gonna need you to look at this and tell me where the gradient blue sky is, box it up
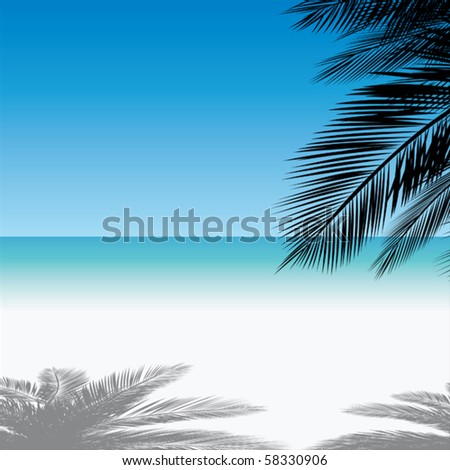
[0,0,353,235]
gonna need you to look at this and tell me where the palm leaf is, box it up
[286,1,450,37]
[279,68,450,273]
[436,247,450,276]
[286,1,450,82]
[0,377,41,403]
[314,431,450,450]
[83,428,280,450]
[313,384,450,449]
[0,398,41,434]
[393,390,450,408]
[75,364,190,418]
[347,402,450,434]
[317,27,450,83]
[54,365,193,433]
[37,368,89,403]
[110,397,264,426]
[372,172,450,276]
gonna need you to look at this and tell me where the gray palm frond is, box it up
[112,397,263,426]
[314,384,450,449]
[83,429,276,451]
[0,378,41,403]
[315,431,450,450]
[37,368,89,403]
[75,364,191,419]
[393,389,450,407]
[0,365,280,450]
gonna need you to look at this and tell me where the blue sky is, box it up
[0,0,351,235]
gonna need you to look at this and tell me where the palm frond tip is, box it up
[313,384,450,450]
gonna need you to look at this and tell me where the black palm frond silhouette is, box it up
[279,1,450,275]
[287,0,449,36]
[371,172,450,276]
[286,1,450,82]
[0,365,279,449]
[314,384,450,449]
[437,246,450,276]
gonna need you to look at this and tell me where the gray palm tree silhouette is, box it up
[0,364,280,449]
[314,384,450,449]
